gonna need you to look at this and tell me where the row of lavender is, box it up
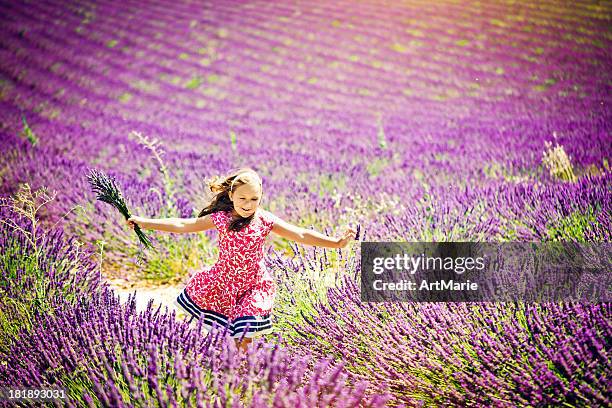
[272,259,611,406]
[1,181,609,406]
[1,0,609,172]
[1,128,609,281]
[0,201,390,406]
[1,0,609,236]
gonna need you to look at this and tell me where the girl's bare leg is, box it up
[235,337,253,353]
[187,318,210,336]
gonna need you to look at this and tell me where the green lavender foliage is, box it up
[20,115,39,146]
[230,130,237,151]
[376,113,387,149]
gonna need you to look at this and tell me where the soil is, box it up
[107,277,189,319]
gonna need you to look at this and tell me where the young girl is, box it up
[127,167,356,352]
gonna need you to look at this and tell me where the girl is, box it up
[127,167,356,352]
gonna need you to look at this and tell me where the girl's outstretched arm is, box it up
[127,215,215,234]
[270,215,356,249]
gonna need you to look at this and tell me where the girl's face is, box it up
[228,182,262,218]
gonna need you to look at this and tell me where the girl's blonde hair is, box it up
[198,167,263,231]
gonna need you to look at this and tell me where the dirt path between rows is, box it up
[108,279,189,319]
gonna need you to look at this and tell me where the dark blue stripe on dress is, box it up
[203,314,231,327]
[233,319,272,330]
[233,314,271,323]
[232,314,273,336]
[232,324,272,336]
[202,308,232,321]
[242,324,272,332]
[177,292,201,319]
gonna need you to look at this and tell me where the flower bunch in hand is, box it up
[87,168,154,249]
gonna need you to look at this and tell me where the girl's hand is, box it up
[126,216,144,230]
[335,226,357,248]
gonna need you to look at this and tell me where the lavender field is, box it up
[1,0,611,406]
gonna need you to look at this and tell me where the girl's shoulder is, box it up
[256,209,282,229]
[210,210,231,229]
[256,208,273,220]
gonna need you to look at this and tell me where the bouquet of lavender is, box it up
[87,168,154,250]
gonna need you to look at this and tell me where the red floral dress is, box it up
[175,208,278,338]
